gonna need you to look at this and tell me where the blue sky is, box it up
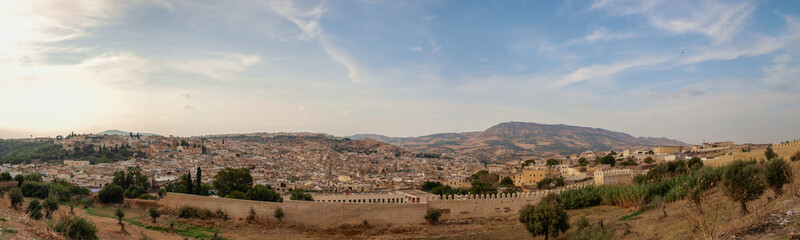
[1,0,799,144]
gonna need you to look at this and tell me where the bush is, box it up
[20,181,50,199]
[177,206,215,220]
[274,207,284,222]
[791,151,800,162]
[247,185,283,202]
[124,185,147,199]
[425,208,442,225]
[560,186,602,210]
[137,194,158,200]
[52,217,98,240]
[98,184,124,204]
[290,189,313,201]
[570,216,614,240]
[225,190,248,200]
[421,181,443,192]
[537,177,565,189]
[27,199,43,220]
[9,187,23,209]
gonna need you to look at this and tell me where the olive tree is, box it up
[722,160,765,214]
[762,158,792,196]
[519,194,569,240]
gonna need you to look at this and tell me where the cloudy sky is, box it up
[1,0,799,144]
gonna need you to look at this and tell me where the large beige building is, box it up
[652,147,680,154]
[512,166,558,187]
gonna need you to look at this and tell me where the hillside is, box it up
[349,121,688,161]
[98,129,160,137]
[201,132,405,155]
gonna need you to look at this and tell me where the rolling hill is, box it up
[349,121,688,161]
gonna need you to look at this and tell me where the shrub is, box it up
[137,194,158,200]
[52,217,98,240]
[290,189,313,201]
[570,216,614,240]
[115,208,125,224]
[425,208,442,225]
[225,190,248,200]
[791,151,800,162]
[247,185,283,202]
[124,185,147,199]
[421,181,443,192]
[177,206,215,220]
[27,199,43,220]
[98,184,124,204]
[9,187,23,209]
[215,208,229,220]
[274,207,284,222]
[537,177,565,189]
[560,186,602,210]
[687,157,703,170]
[20,181,50,199]
[248,207,256,222]
[722,160,765,214]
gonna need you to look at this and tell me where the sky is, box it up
[1,0,799,144]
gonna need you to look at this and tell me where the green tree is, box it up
[500,176,515,187]
[425,208,442,225]
[643,157,654,164]
[98,184,124,204]
[247,185,283,202]
[9,187,23,209]
[0,172,12,181]
[762,158,792,196]
[522,159,536,167]
[44,196,59,219]
[765,146,778,160]
[115,208,125,224]
[226,190,248,199]
[722,160,766,214]
[546,159,560,166]
[290,189,313,201]
[421,181,443,192]
[123,185,146,199]
[519,194,569,240]
[578,157,588,166]
[599,155,616,167]
[52,217,98,240]
[687,157,703,170]
[274,207,284,222]
[149,207,161,223]
[112,167,150,190]
[183,173,193,195]
[14,174,24,186]
[213,167,253,196]
[195,167,202,195]
[469,170,499,195]
[27,199,43,220]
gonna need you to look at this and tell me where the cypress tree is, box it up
[196,167,202,195]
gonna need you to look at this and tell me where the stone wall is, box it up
[159,193,427,227]
[426,182,593,220]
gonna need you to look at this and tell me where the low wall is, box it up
[159,193,427,227]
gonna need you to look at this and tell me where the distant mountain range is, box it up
[348,121,688,161]
[97,130,160,137]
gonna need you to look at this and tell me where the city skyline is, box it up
[2,0,800,144]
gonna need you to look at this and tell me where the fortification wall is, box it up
[159,193,427,227]
[426,183,593,220]
[732,140,800,161]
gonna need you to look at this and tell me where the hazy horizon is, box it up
[2,0,800,144]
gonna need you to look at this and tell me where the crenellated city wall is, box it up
[158,182,595,227]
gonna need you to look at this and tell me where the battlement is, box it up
[426,182,594,202]
[594,169,635,177]
[773,140,800,149]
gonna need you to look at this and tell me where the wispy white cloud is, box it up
[176,92,192,99]
[266,0,366,83]
[567,27,636,44]
[592,0,755,44]
[550,55,672,87]
[408,46,422,52]
[173,53,261,81]
[430,36,442,54]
